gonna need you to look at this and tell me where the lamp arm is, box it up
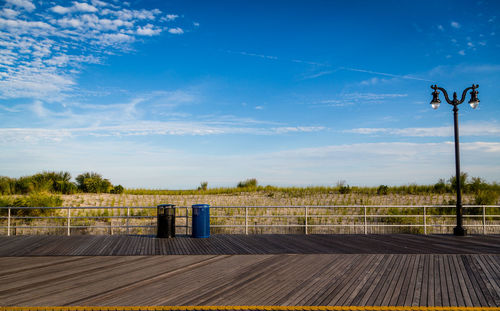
[458,87,473,104]
[458,84,479,104]
[435,86,453,104]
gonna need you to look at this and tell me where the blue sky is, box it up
[0,0,499,188]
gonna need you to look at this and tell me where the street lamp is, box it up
[430,84,479,236]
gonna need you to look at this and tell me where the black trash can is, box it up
[157,204,176,238]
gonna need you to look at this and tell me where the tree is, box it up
[449,172,468,193]
[76,172,113,193]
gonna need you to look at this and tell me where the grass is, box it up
[2,186,498,235]
[60,191,482,207]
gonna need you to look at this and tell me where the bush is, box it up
[237,178,258,188]
[0,193,62,217]
[377,185,389,195]
[111,185,124,194]
[198,182,208,191]
[468,177,489,194]
[433,178,448,194]
[0,176,15,195]
[474,190,499,205]
[76,172,113,193]
[336,181,351,194]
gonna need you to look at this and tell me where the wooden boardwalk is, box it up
[0,235,499,308]
[1,234,499,256]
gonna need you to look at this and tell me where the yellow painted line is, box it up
[0,308,482,311]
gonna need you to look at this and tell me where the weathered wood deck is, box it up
[0,235,499,308]
[1,234,499,256]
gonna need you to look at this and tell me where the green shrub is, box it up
[433,178,448,194]
[0,176,15,195]
[111,185,124,194]
[76,172,113,193]
[449,172,468,193]
[474,190,499,205]
[0,193,61,217]
[198,182,208,191]
[237,178,258,188]
[468,177,489,194]
[377,185,389,195]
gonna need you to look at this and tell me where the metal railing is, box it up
[0,205,499,235]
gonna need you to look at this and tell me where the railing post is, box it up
[67,207,71,236]
[483,205,486,235]
[423,206,427,235]
[245,207,248,235]
[126,207,130,235]
[186,207,189,235]
[305,206,308,235]
[363,206,367,235]
[7,208,11,237]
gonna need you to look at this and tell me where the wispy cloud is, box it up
[301,70,335,80]
[226,50,328,66]
[313,92,408,108]
[451,21,461,29]
[0,123,326,142]
[344,122,500,137]
[0,90,326,142]
[0,0,185,101]
[6,0,35,12]
[168,27,184,34]
[341,67,434,82]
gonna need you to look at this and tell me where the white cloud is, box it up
[451,21,461,29]
[255,106,264,110]
[91,0,109,7]
[56,17,83,28]
[0,17,53,30]
[168,27,184,34]
[5,0,35,12]
[437,25,444,31]
[50,5,71,14]
[0,1,183,100]
[137,24,162,36]
[458,50,466,55]
[1,8,20,18]
[73,2,98,13]
[0,123,325,141]
[51,2,98,14]
[100,32,134,44]
[311,92,407,108]
[237,51,278,60]
[342,67,433,82]
[344,123,500,137]
[31,100,48,117]
[164,14,178,21]
[302,71,334,80]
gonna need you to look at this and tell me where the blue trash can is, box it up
[192,204,210,238]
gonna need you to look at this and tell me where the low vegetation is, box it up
[0,171,123,195]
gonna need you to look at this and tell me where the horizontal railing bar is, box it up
[5,224,500,230]
[0,216,156,220]
[0,206,158,209]
[2,214,497,220]
[1,205,499,209]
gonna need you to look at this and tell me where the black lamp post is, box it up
[430,84,479,236]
